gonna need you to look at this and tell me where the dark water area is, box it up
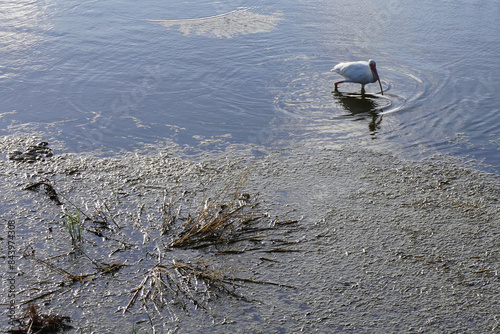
[1,0,499,171]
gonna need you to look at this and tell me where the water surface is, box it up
[1,0,499,168]
[1,2,500,331]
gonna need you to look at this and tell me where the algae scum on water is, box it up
[1,136,499,333]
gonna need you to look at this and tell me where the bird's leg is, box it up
[360,84,366,95]
[333,81,345,92]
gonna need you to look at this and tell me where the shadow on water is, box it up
[332,91,383,135]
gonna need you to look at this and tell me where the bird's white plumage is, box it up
[331,59,383,94]
[332,60,377,84]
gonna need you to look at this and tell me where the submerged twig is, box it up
[20,290,62,306]
[22,247,91,283]
[23,178,63,205]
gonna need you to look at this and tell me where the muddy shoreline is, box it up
[1,136,499,333]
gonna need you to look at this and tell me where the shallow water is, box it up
[0,139,498,333]
[1,0,499,172]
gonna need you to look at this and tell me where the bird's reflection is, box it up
[332,91,383,136]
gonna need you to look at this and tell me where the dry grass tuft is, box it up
[125,259,294,318]
[170,170,265,248]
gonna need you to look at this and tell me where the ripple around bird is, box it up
[274,64,428,120]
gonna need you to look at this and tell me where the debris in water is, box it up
[8,141,53,162]
[8,303,72,333]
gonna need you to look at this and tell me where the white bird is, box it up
[331,59,384,95]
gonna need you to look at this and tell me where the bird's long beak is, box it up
[374,70,384,95]
[370,64,384,95]
[377,76,384,95]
